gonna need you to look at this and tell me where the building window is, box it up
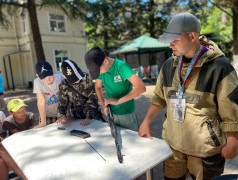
[54,50,69,71]
[20,10,28,34]
[49,14,66,32]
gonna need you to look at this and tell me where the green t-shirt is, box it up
[98,58,135,115]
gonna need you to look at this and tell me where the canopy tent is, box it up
[111,35,170,54]
[111,35,172,80]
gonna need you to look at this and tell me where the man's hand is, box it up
[138,104,162,140]
[80,118,91,126]
[221,132,238,159]
[56,115,68,124]
[138,120,153,139]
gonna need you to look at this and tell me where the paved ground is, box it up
[2,85,238,180]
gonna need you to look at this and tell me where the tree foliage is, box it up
[157,0,235,60]
[85,0,178,49]
[210,0,238,58]
[85,0,236,62]
[201,7,232,59]
[169,0,237,61]
[85,0,122,50]
[85,0,217,50]
[0,0,236,63]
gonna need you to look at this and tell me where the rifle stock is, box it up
[106,104,123,163]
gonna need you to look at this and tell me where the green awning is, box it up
[111,35,170,54]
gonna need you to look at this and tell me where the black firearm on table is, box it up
[106,104,123,163]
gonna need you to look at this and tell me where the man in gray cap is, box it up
[139,13,238,179]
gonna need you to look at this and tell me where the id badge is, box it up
[170,98,186,122]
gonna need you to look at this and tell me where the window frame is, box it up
[53,49,70,72]
[48,13,67,33]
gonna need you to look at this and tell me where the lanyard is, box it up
[177,45,204,98]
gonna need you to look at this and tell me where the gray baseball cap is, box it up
[158,13,201,43]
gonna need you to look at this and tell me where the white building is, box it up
[0,4,87,89]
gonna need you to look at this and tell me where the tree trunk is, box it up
[27,0,46,62]
[149,0,155,38]
[232,0,238,73]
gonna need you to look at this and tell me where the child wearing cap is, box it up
[85,47,146,132]
[33,61,64,128]
[0,98,35,180]
[57,60,103,126]
[2,99,35,135]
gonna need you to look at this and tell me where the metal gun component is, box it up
[107,104,123,163]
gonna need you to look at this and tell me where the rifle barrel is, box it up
[107,105,123,163]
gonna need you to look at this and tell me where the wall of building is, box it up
[0,12,20,89]
[43,40,87,72]
[36,7,85,37]
[0,6,87,89]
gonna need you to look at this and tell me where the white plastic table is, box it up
[2,119,172,180]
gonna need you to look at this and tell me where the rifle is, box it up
[106,104,123,163]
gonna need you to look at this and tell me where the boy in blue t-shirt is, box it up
[0,70,5,111]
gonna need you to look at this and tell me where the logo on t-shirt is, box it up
[47,94,58,104]
[44,92,58,105]
[114,75,122,82]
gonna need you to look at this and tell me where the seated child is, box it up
[0,98,35,180]
[2,99,35,135]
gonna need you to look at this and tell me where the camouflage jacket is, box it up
[151,36,238,157]
[58,73,102,120]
